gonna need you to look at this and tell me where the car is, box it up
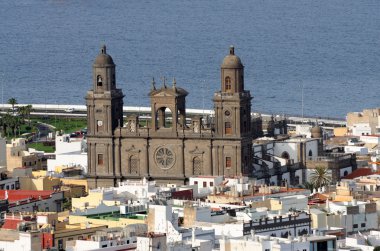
[65,107,75,113]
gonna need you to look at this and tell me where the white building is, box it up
[147,204,215,247]
[220,232,336,251]
[312,199,378,234]
[189,176,224,197]
[351,123,372,136]
[337,231,380,251]
[0,230,42,251]
[47,133,87,174]
[66,226,145,251]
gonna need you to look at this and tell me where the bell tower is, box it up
[213,46,253,176]
[86,45,124,187]
[213,46,252,137]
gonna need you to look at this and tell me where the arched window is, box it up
[225,76,231,91]
[281,151,289,160]
[129,155,139,174]
[344,170,348,177]
[193,157,202,175]
[156,107,172,128]
[308,150,313,157]
[225,122,232,134]
[97,75,103,87]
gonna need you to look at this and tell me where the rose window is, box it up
[155,147,175,169]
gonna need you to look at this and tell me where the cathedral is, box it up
[86,45,254,188]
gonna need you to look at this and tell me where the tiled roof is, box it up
[343,168,373,179]
[0,190,55,203]
[2,219,22,230]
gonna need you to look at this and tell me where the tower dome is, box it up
[94,45,114,66]
[311,126,323,138]
[221,46,243,69]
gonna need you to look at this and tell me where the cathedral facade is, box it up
[86,45,253,188]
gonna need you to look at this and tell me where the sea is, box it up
[0,0,379,119]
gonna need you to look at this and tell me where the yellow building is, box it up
[6,138,43,173]
[333,127,348,137]
[19,176,60,190]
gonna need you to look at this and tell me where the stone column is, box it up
[178,144,185,177]
[219,146,224,176]
[207,144,213,176]
[87,143,92,174]
[213,146,218,175]
[236,146,241,176]
[141,144,148,177]
[91,143,96,175]
[115,141,120,176]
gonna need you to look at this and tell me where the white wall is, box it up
[352,123,371,136]
[274,142,298,162]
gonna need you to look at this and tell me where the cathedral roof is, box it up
[94,45,115,66]
[149,86,188,97]
[221,46,243,69]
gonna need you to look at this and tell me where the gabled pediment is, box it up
[149,87,188,97]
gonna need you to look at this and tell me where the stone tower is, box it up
[86,45,124,187]
[213,46,253,175]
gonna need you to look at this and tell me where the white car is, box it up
[65,107,75,113]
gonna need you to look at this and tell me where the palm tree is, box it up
[18,106,27,124]
[309,166,332,189]
[24,104,33,126]
[7,97,17,115]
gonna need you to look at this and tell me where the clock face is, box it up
[97,120,103,126]
[155,147,175,169]
[225,110,231,116]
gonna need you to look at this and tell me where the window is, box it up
[361,223,366,227]
[97,75,103,87]
[203,181,207,188]
[225,122,232,134]
[353,224,358,228]
[225,76,232,91]
[226,157,232,169]
[129,155,139,174]
[210,182,214,186]
[194,181,198,185]
[193,157,202,175]
[98,154,104,165]
[281,151,290,160]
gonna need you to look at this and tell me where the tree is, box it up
[309,166,332,189]
[18,106,27,124]
[24,104,33,126]
[7,97,17,115]
[303,181,314,192]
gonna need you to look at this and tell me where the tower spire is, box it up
[101,44,106,54]
[229,45,234,55]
